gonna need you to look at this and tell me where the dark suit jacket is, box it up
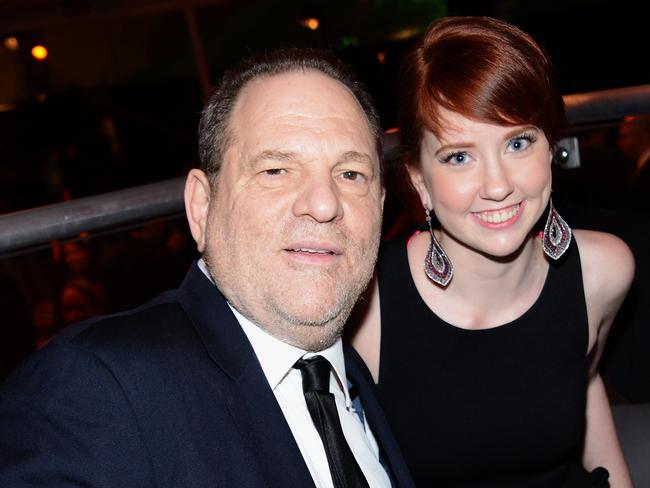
[0,262,414,487]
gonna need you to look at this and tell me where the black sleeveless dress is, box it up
[376,234,609,487]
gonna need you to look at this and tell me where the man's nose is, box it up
[291,173,344,223]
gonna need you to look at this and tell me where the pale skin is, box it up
[185,70,384,352]
[350,108,634,486]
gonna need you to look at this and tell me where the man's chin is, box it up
[272,294,352,327]
[266,301,350,349]
[279,322,345,352]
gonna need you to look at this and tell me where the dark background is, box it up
[0,0,647,212]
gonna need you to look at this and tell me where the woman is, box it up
[350,16,634,487]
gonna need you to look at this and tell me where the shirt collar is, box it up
[197,259,352,408]
[198,258,215,284]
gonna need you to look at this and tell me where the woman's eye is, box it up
[509,138,529,151]
[441,151,468,165]
[507,132,537,152]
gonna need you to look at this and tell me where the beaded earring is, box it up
[542,199,572,260]
[424,209,453,286]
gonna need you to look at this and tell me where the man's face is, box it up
[186,70,384,351]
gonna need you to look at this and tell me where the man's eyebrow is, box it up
[251,150,297,163]
[340,151,373,164]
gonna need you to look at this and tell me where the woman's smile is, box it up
[471,201,525,228]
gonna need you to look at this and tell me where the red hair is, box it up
[399,16,567,169]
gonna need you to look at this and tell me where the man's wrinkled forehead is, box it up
[235,70,369,123]
[227,70,378,157]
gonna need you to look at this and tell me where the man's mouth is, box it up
[288,248,338,255]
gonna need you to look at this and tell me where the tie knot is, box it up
[294,355,331,393]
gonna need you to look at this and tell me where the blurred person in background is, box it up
[29,297,59,350]
[0,272,34,379]
[617,114,650,207]
[60,277,107,327]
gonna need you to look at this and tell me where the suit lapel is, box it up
[225,358,315,487]
[177,263,315,488]
[345,345,416,488]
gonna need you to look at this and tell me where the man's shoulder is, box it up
[1,287,224,412]
[53,291,193,354]
[3,293,191,389]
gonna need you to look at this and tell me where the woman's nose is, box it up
[479,159,514,201]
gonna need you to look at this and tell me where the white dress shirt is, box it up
[198,260,390,488]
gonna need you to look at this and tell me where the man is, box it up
[0,49,414,487]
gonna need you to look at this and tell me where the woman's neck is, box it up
[442,231,542,296]
[408,230,549,329]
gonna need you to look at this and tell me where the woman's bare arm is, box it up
[575,229,635,487]
[348,274,382,383]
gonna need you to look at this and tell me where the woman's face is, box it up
[410,108,552,259]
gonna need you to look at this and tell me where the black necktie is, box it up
[294,355,370,488]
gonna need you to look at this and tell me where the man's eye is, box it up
[342,170,365,181]
[264,168,285,176]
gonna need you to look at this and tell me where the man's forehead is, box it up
[233,70,365,124]
[223,70,374,154]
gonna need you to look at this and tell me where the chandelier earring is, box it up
[542,198,572,260]
[424,209,453,286]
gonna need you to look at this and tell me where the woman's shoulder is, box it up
[573,229,635,305]
[573,229,634,276]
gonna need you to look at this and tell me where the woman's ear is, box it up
[407,165,432,210]
[184,169,212,253]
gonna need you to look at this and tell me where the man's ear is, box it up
[407,166,432,210]
[184,169,212,253]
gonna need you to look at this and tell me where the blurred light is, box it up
[36,93,48,102]
[31,45,48,61]
[0,103,17,112]
[389,27,420,41]
[340,36,359,48]
[4,37,19,50]
[377,51,386,64]
[300,18,320,31]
